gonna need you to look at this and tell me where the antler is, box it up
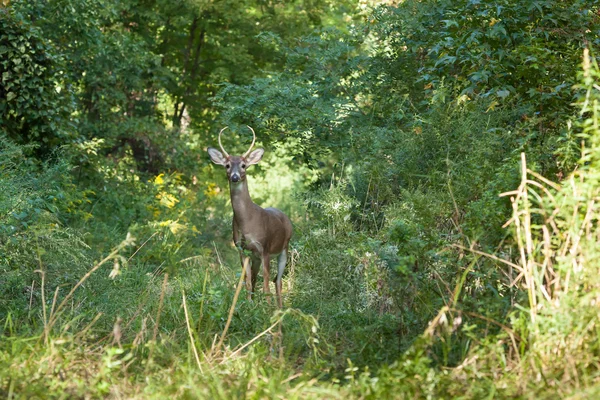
[243,125,256,158]
[218,126,229,157]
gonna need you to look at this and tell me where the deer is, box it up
[207,126,293,308]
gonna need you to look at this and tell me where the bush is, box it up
[0,9,74,154]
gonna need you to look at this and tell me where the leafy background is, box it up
[2,0,600,398]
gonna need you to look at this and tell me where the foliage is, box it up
[0,9,74,154]
[3,0,600,398]
[0,136,90,326]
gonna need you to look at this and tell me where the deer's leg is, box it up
[251,256,261,294]
[261,253,271,303]
[244,256,252,301]
[233,218,246,271]
[233,218,241,249]
[275,248,287,308]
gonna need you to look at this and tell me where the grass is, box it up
[2,165,599,399]
[3,149,600,398]
[0,213,381,396]
[3,59,600,398]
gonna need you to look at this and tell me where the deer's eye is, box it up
[241,164,246,169]
[226,164,231,169]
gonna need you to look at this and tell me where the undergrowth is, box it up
[3,0,600,397]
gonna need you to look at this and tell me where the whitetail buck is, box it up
[208,126,293,307]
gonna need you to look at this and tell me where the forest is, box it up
[2,0,600,398]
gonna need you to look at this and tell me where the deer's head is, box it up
[207,126,264,183]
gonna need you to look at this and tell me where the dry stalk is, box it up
[449,244,520,270]
[28,280,35,310]
[225,313,287,361]
[504,153,537,322]
[423,306,449,338]
[527,168,561,191]
[215,257,249,355]
[49,286,60,321]
[75,312,104,341]
[44,235,134,340]
[35,236,48,344]
[197,268,210,332]
[127,231,157,262]
[182,290,204,373]
[153,273,169,343]
[146,272,169,371]
[463,311,522,343]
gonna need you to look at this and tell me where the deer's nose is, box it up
[231,173,240,182]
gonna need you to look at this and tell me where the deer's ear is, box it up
[246,148,264,165]
[207,147,227,165]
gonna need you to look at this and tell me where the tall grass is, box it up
[3,52,600,399]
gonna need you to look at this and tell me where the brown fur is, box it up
[208,146,293,307]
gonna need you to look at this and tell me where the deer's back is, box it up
[263,207,292,254]
[264,207,292,238]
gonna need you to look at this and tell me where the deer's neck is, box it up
[229,180,255,224]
